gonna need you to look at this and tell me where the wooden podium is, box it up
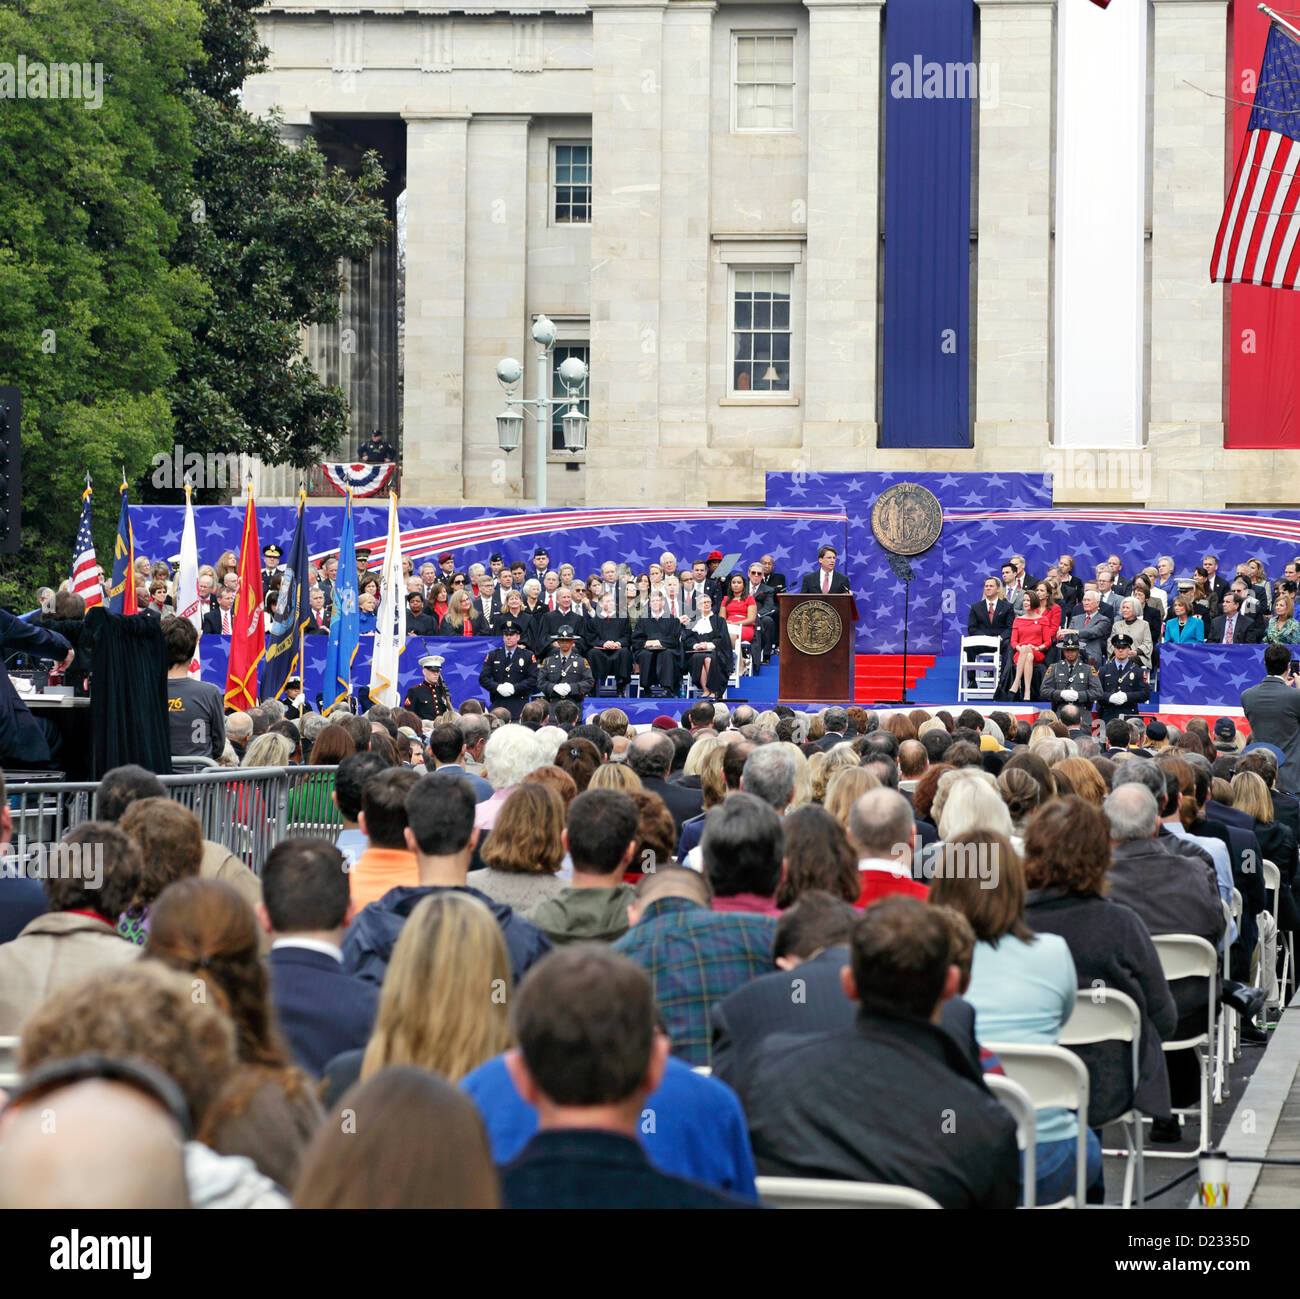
[777,593,858,703]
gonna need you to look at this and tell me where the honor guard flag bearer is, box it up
[322,488,361,713]
[368,492,405,708]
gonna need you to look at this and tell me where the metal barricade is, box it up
[6,766,346,880]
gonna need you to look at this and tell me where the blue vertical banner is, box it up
[881,0,974,448]
[321,490,360,712]
[108,482,136,614]
[261,490,311,701]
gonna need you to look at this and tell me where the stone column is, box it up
[401,113,470,501]
[656,1,715,500]
[586,0,667,505]
[1148,0,1229,506]
[463,115,531,503]
[972,0,1054,459]
[800,0,883,464]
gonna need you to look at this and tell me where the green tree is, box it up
[161,0,390,499]
[0,0,206,604]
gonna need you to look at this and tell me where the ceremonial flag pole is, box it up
[224,480,265,712]
[108,472,137,615]
[321,488,360,714]
[176,478,201,676]
[261,486,311,702]
[70,473,103,609]
[368,492,405,708]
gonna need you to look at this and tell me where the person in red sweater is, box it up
[848,788,928,909]
[1008,590,1049,701]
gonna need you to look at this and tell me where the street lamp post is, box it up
[495,314,588,509]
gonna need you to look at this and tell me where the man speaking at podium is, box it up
[800,545,851,595]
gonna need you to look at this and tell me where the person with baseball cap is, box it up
[479,620,538,722]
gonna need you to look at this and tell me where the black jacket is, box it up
[637,774,703,837]
[743,1004,1020,1209]
[1024,887,1178,1121]
[501,1128,754,1210]
[711,946,982,1097]
[799,569,852,594]
[967,598,1015,641]
[1207,613,1260,644]
[631,615,681,655]
[268,946,380,1078]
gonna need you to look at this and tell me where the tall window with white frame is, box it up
[731,269,791,393]
[551,343,589,450]
[732,33,795,132]
[552,142,592,224]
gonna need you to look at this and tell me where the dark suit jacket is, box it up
[501,1128,753,1210]
[0,607,72,766]
[1207,613,1260,644]
[1242,675,1300,793]
[799,570,852,594]
[303,614,330,636]
[742,1005,1019,1209]
[711,947,981,1097]
[201,608,231,635]
[639,774,704,836]
[746,582,778,619]
[537,608,588,655]
[967,598,1015,641]
[816,729,850,751]
[584,612,631,650]
[267,945,381,1077]
[764,572,787,596]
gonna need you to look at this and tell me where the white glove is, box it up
[1109,691,1126,705]
[554,683,570,696]
[1060,688,1078,702]
[497,682,514,697]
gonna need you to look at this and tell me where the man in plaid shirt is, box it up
[615,853,777,1066]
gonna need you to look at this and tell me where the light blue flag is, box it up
[321,490,360,712]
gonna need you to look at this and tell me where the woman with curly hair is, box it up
[811,744,860,804]
[117,800,204,946]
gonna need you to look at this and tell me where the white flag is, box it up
[176,482,201,677]
[368,492,405,707]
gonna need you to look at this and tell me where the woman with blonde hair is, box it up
[359,892,511,1084]
[242,732,295,769]
[935,770,1015,843]
[823,766,880,830]
[780,741,814,809]
[587,762,643,794]
[439,587,490,637]
[467,783,568,910]
[753,709,780,732]
[812,744,859,803]
[683,734,721,779]
[1051,756,1107,807]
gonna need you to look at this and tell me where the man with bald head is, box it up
[850,788,928,907]
[626,730,702,833]
[0,1078,189,1210]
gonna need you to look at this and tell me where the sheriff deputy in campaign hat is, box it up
[1097,632,1150,724]
[478,619,538,722]
[403,653,454,724]
[539,624,593,704]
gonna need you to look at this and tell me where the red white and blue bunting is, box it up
[322,463,394,497]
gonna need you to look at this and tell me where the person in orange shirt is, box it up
[848,788,929,909]
[348,767,422,911]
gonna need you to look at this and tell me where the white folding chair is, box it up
[1151,934,1218,1154]
[958,635,1002,702]
[0,1034,20,1089]
[985,1073,1038,1208]
[1061,988,1145,1208]
[756,1177,940,1209]
[1263,859,1290,1006]
[985,1043,1091,1208]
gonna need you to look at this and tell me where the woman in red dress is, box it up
[722,573,757,645]
[1035,580,1062,646]
[1009,590,1049,701]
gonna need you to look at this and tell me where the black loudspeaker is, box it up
[0,387,21,554]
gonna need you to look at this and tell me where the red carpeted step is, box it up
[853,654,935,701]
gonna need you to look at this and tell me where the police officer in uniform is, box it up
[1040,632,1102,712]
[261,543,284,591]
[538,624,594,706]
[478,620,538,722]
[359,428,397,464]
[1096,633,1150,726]
[404,654,455,724]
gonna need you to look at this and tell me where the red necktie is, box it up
[222,610,231,634]
[1084,614,1091,627]
[988,603,994,620]
[549,594,556,611]
[670,601,677,618]
[1226,619,1234,644]
[822,571,829,594]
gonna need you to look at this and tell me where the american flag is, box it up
[1212,21,1300,288]
[70,488,103,608]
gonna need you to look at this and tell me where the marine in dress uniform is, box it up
[1040,633,1102,711]
[1096,633,1150,725]
[538,625,594,704]
[478,621,539,722]
[404,654,455,724]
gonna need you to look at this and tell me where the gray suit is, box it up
[1241,674,1300,793]
[1068,609,1112,664]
